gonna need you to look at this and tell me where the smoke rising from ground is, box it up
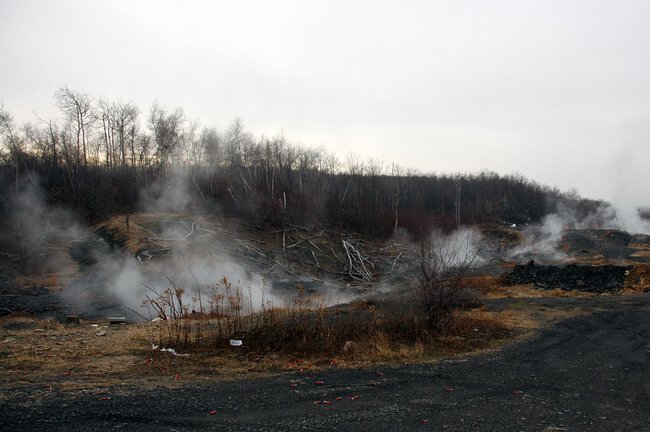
[139,166,195,214]
[427,227,486,269]
[3,173,285,320]
[2,180,84,274]
[603,125,650,235]
[4,162,648,321]
[90,251,277,318]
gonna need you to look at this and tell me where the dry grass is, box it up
[15,273,61,288]
[630,249,650,260]
[101,213,171,254]
[0,299,516,397]
[623,264,650,293]
[464,275,596,299]
[1,278,601,400]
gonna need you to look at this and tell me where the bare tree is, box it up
[201,127,222,168]
[149,103,185,169]
[0,104,19,158]
[54,86,94,167]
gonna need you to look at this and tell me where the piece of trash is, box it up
[421,419,429,425]
[96,330,106,337]
[100,397,110,401]
[209,410,217,415]
[229,339,243,347]
[315,381,324,385]
[158,347,190,357]
[445,387,454,392]
[151,317,163,323]
[90,324,99,327]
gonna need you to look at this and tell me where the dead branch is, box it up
[311,250,321,269]
[342,240,374,282]
[391,252,403,272]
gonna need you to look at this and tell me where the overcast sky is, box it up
[1,0,649,205]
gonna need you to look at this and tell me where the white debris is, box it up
[150,343,189,357]
[160,348,190,357]
[229,339,243,347]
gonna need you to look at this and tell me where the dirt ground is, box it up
[1,293,649,431]
[1,218,650,430]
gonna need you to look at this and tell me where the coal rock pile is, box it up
[501,261,632,293]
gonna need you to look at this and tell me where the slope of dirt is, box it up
[560,229,650,263]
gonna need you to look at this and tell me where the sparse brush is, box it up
[143,273,510,361]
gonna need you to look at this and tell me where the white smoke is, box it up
[138,166,196,214]
[428,227,485,268]
[508,213,568,261]
[98,252,278,317]
[2,179,85,274]
[603,125,650,235]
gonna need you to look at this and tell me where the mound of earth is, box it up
[501,261,632,293]
[560,229,650,262]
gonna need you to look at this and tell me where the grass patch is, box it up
[140,278,512,366]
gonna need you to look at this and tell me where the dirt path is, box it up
[2,294,649,431]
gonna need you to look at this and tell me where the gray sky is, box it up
[1,0,649,205]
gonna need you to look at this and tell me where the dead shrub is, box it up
[413,229,483,331]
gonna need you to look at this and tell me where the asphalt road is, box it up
[2,294,649,431]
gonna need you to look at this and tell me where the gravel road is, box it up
[2,294,649,431]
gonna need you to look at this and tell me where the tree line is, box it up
[0,87,603,239]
